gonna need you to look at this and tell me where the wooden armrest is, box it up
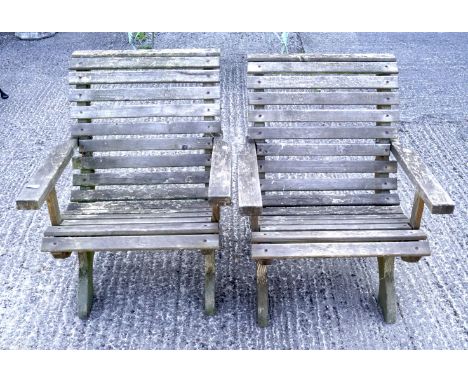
[238,142,263,215]
[16,139,77,210]
[208,138,232,206]
[391,139,454,214]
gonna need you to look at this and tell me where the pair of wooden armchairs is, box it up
[16,49,454,327]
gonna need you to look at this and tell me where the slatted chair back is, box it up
[246,53,400,208]
[69,49,220,205]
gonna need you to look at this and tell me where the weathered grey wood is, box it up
[249,110,399,123]
[262,194,400,207]
[252,230,426,243]
[61,217,211,225]
[70,188,208,202]
[70,121,221,137]
[208,139,232,206]
[260,217,409,225]
[69,87,220,102]
[248,61,398,74]
[72,49,220,58]
[71,104,219,119]
[256,261,269,327]
[257,143,390,156]
[260,178,397,192]
[378,256,397,323]
[260,213,407,222]
[46,222,218,236]
[78,251,94,319]
[258,160,397,174]
[61,211,212,219]
[42,234,219,252]
[46,187,72,259]
[73,154,211,169]
[402,192,426,263]
[391,139,454,214]
[262,205,404,216]
[202,249,216,315]
[247,53,396,62]
[248,127,397,139]
[73,171,209,186]
[238,143,263,215]
[79,138,213,153]
[69,70,219,85]
[252,241,430,260]
[70,57,220,70]
[249,92,399,105]
[247,75,398,89]
[16,139,76,210]
[66,200,210,213]
[260,222,411,231]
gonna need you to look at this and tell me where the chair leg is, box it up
[256,260,269,327]
[77,251,94,319]
[378,256,397,323]
[202,249,216,315]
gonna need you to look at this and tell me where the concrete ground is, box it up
[0,32,466,349]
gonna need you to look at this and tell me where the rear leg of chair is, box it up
[256,260,269,327]
[202,249,216,315]
[77,251,94,319]
[378,256,397,323]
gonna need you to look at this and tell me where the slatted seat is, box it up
[16,49,231,319]
[239,53,454,327]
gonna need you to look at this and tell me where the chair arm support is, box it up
[208,138,232,206]
[16,139,77,210]
[390,139,454,214]
[238,142,263,216]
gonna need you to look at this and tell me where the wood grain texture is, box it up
[70,188,208,202]
[260,178,397,192]
[262,193,400,207]
[249,110,399,122]
[208,139,232,205]
[16,139,76,210]
[247,53,396,62]
[249,92,399,105]
[248,61,398,74]
[248,127,397,139]
[391,139,455,214]
[77,251,94,319]
[72,49,220,58]
[238,143,263,215]
[202,249,216,316]
[251,241,430,260]
[378,256,397,323]
[258,160,397,173]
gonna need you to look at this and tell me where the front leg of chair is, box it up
[202,249,216,316]
[77,251,94,319]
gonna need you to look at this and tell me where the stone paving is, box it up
[0,32,466,349]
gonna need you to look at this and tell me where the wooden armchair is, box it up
[16,49,231,318]
[239,53,454,327]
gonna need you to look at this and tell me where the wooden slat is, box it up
[262,205,404,216]
[45,222,218,237]
[262,194,400,207]
[16,139,76,210]
[69,87,220,102]
[391,139,455,214]
[260,217,408,225]
[249,110,399,123]
[61,217,211,225]
[247,75,398,89]
[249,92,399,105]
[72,49,220,58]
[252,241,430,260]
[42,234,220,252]
[70,57,220,70]
[260,178,397,191]
[208,139,232,205]
[73,171,209,186]
[260,223,411,231]
[71,104,219,119]
[238,143,263,215]
[247,53,396,62]
[248,61,398,74]
[69,70,219,85]
[258,160,396,173]
[70,121,221,137]
[257,143,390,156]
[62,211,212,219]
[73,154,211,169]
[71,188,208,202]
[248,127,397,139]
[252,230,426,243]
[65,200,210,214]
[79,138,213,152]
